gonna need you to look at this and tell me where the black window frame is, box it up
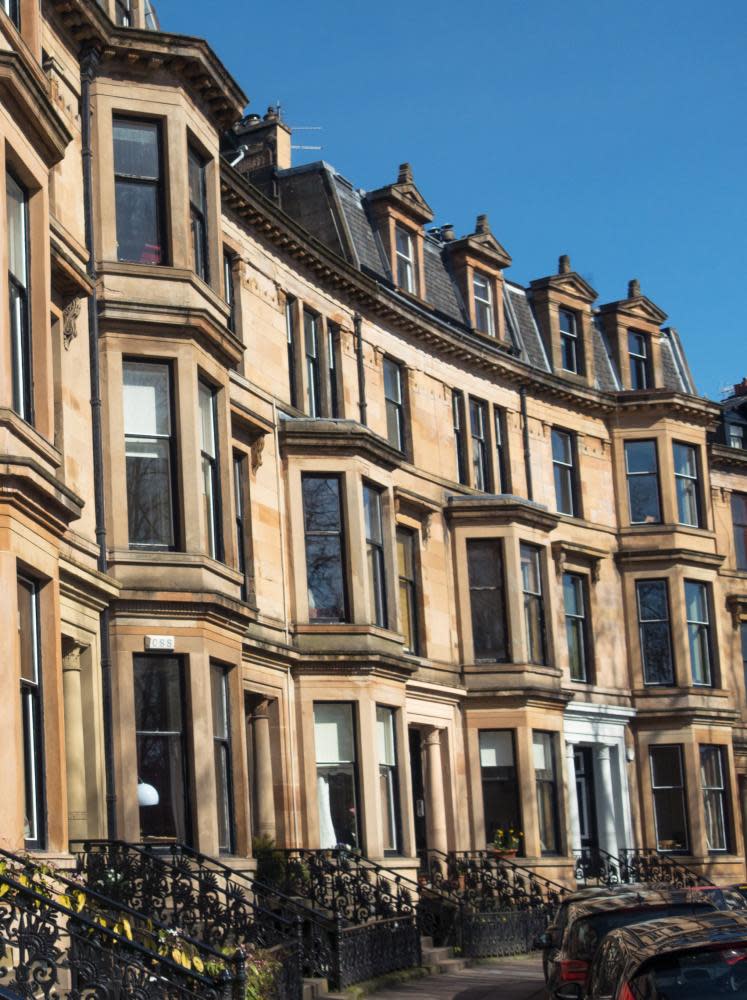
[302,473,349,623]
[467,538,509,662]
[559,308,583,375]
[383,357,406,453]
[198,377,223,562]
[377,705,402,856]
[363,482,388,629]
[7,169,34,424]
[123,358,179,551]
[2,0,20,28]
[673,441,702,527]
[396,526,420,655]
[326,321,341,419]
[520,543,546,665]
[303,308,322,418]
[533,731,561,856]
[452,389,468,485]
[563,571,592,683]
[478,729,521,850]
[211,662,235,855]
[223,248,236,334]
[628,329,650,390]
[551,427,580,517]
[113,115,167,266]
[470,397,492,492]
[18,575,45,851]
[285,295,299,409]
[649,744,689,853]
[493,406,509,494]
[636,578,675,686]
[188,144,209,283]
[233,451,253,604]
[700,744,730,854]
[624,439,662,525]
[685,579,714,687]
[732,492,747,571]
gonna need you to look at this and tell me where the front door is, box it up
[409,728,428,869]
[575,747,598,851]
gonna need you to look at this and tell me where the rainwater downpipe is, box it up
[355,313,367,426]
[81,46,117,839]
[520,386,534,502]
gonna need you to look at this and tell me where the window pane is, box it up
[732,493,747,570]
[625,440,657,475]
[686,581,712,686]
[701,746,727,852]
[650,746,688,851]
[563,573,588,682]
[363,486,383,545]
[303,476,342,533]
[7,172,28,286]
[114,120,160,177]
[625,440,661,524]
[126,438,174,548]
[124,362,171,437]
[636,580,674,686]
[468,540,508,661]
[533,733,558,854]
[115,181,163,265]
[383,359,401,402]
[211,667,229,740]
[315,703,359,850]
[305,536,346,620]
[18,578,39,685]
[198,381,217,459]
[480,731,520,845]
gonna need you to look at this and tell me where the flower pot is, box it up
[490,848,518,859]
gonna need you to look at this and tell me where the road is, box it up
[366,955,546,999]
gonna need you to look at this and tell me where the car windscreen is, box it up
[628,944,747,999]
[570,904,714,960]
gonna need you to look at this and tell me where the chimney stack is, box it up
[734,378,747,398]
[558,254,571,275]
[398,162,414,185]
[231,106,293,182]
[628,278,641,299]
[475,213,491,235]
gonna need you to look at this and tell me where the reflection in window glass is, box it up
[467,540,508,661]
[473,271,494,336]
[673,443,700,526]
[686,580,713,686]
[628,330,649,389]
[189,146,209,281]
[395,226,416,293]
[304,310,321,417]
[521,545,545,664]
[18,577,44,849]
[636,579,674,685]
[363,484,387,628]
[470,399,491,492]
[625,440,661,524]
[452,390,467,485]
[302,475,347,622]
[377,707,401,854]
[559,309,582,374]
[552,429,577,516]
[314,703,359,850]
[199,380,221,560]
[533,732,559,854]
[7,171,33,422]
[113,118,165,265]
[564,573,590,682]
[650,745,688,851]
[479,731,520,847]
[700,745,728,852]
[211,664,234,853]
[732,493,747,570]
[397,527,419,654]
[384,358,405,451]
[134,655,190,843]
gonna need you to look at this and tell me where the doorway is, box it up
[409,728,428,869]
[575,746,598,851]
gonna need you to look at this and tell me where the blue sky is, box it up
[157,0,747,400]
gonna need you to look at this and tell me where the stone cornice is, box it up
[0,458,84,534]
[445,494,560,531]
[611,390,721,426]
[614,546,725,569]
[111,593,254,636]
[0,50,72,166]
[279,418,404,470]
[45,0,246,128]
[710,442,747,470]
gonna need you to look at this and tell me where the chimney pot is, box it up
[475,213,490,235]
[398,162,413,185]
[442,224,456,241]
[558,254,571,275]
[628,278,641,299]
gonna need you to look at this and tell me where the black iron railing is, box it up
[428,849,568,912]
[572,847,713,888]
[73,840,304,997]
[0,862,248,998]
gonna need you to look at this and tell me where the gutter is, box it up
[355,313,367,426]
[521,386,534,501]
[80,46,117,840]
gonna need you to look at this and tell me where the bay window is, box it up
[302,475,347,622]
[397,527,419,654]
[700,745,728,853]
[113,117,165,265]
[304,310,321,417]
[636,579,674,685]
[363,483,387,628]
[7,171,33,423]
[685,580,713,686]
[314,703,360,850]
[134,655,191,843]
[188,146,209,282]
[470,398,491,492]
[211,664,234,854]
[673,443,701,527]
[479,731,520,847]
[533,732,559,854]
[377,706,401,854]
[625,440,661,524]
[552,429,579,516]
[732,493,747,570]
[123,360,176,550]
[521,544,546,664]
[467,539,508,661]
[198,380,222,561]
[563,572,591,682]
[18,577,44,849]
[650,745,688,852]
[473,271,495,336]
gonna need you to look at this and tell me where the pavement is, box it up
[365,955,546,999]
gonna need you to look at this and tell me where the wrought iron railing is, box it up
[572,847,713,888]
[73,840,304,996]
[427,849,568,912]
[0,862,248,998]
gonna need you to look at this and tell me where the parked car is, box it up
[554,910,747,999]
[690,884,747,911]
[539,884,649,982]
[545,888,717,996]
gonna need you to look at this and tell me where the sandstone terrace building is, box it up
[2,0,747,892]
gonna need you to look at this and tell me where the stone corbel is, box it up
[727,595,747,630]
[250,434,265,473]
[394,486,441,546]
[551,540,605,582]
[63,297,82,350]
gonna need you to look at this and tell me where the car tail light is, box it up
[559,959,589,982]
[619,986,637,1000]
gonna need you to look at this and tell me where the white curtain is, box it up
[317,774,337,848]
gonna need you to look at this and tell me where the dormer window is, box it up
[729,423,745,450]
[473,271,495,336]
[628,330,650,390]
[559,308,582,374]
[395,225,416,293]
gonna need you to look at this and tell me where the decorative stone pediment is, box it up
[530,255,597,303]
[599,279,667,327]
[366,163,434,224]
[445,214,512,270]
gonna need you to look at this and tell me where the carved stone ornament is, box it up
[63,297,82,350]
[250,434,265,472]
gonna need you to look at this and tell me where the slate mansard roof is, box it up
[272,160,695,397]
